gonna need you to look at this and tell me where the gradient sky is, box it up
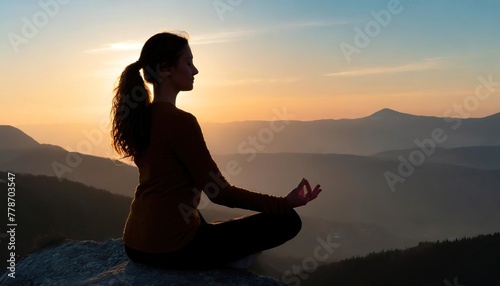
[1,0,499,126]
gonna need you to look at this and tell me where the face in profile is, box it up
[168,45,199,92]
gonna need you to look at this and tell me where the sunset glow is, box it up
[1,0,499,126]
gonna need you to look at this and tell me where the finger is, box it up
[297,178,306,189]
[311,188,322,200]
[312,184,321,194]
[305,184,317,201]
[312,185,321,195]
[296,178,309,198]
[303,179,312,194]
[309,185,322,200]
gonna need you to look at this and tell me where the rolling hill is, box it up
[0,125,39,150]
[1,125,499,245]
[0,125,138,197]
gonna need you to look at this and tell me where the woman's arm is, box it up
[170,112,295,214]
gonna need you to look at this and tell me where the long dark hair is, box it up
[110,32,188,161]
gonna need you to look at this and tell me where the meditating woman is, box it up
[110,31,322,270]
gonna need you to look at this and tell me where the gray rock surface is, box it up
[0,238,285,286]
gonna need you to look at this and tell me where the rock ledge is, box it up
[0,238,284,286]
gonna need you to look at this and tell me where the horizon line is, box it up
[5,108,500,126]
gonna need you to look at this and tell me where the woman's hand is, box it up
[286,178,322,208]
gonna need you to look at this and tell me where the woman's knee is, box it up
[284,209,302,239]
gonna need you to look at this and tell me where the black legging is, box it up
[124,209,302,270]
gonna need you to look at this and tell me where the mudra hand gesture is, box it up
[286,178,322,208]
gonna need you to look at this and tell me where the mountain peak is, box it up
[0,125,39,150]
[369,108,406,120]
[372,108,402,115]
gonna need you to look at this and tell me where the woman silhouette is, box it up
[110,31,322,270]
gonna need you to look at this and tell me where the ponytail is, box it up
[110,32,188,161]
[110,61,152,161]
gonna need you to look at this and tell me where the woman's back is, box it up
[124,101,202,253]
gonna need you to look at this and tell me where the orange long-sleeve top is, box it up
[123,101,292,253]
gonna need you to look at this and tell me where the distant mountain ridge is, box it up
[368,108,417,120]
[0,126,138,197]
[2,117,500,200]
[15,109,500,158]
[201,109,500,155]
[0,125,39,150]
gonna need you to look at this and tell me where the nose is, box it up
[192,64,199,76]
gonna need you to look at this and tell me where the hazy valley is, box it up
[1,108,499,283]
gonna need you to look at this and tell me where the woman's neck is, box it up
[153,84,178,106]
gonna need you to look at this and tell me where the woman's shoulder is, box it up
[151,102,198,125]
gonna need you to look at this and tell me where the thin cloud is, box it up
[325,58,448,77]
[201,77,300,86]
[192,20,347,45]
[190,29,259,45]
[82,31,252,53]
[84,19,347,52]
[84,42,143,53]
